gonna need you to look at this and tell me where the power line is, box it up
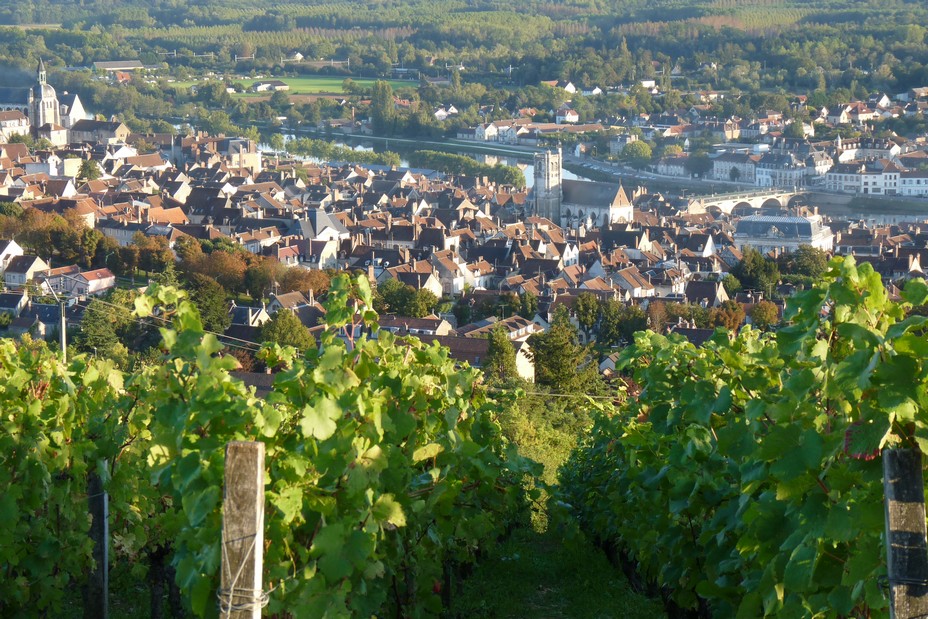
[76,299,623,401]
[75,298,264,354]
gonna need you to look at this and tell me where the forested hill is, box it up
[1,0,927,96]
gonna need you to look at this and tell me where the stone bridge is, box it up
[686,189,808,215]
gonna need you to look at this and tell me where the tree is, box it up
[260,310,315,351]
[666,302,710,328]
[410,289,439,318]
[375,278,412,315]
[731,248,780,298]
[750,299,779,330]
[709,300,746,331]
[134,234,174,274]
[528,306,600,392]
[279,267,331,296]
[685,151,713,178]
[483,324,518,383]
[646,300,667,333]
[784,120,806,139]
[574,292,600,338]
[599,299,647,347]
[370,80,396,135]
[779,245,829,279]
[721,274,742,296]
[622,140,653,168]
[729,167,742,182]
[244,258,284,302]
[186,273,231,334]
[269,133,285,153]
[520,292,538,318]
[78,158,102,181]
[116,244,140,279]
[200,249,247,293]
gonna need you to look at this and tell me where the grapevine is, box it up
[559,257,928,617]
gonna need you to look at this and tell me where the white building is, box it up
[734,214,834,254]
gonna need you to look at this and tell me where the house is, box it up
[378,315,453,336]
[415,334,535,382]
[541,80,577,94]
[70,268,116,296]
[229,302,271,327]
[556,105,579,125]
[35,264,81,296]
[684,280,729,308]
[252,80,290,92]
[0,110,30,141]
[0,290,28,318]
[0,239,24,274]
[825,159,903,195]
[69,119,130,144]
[611,265,655,298]
[733,214,834,253]
[712,152,756,183]
[754,152,806,188]
[4,255,50,289]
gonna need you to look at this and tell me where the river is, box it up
[266,136,590,188]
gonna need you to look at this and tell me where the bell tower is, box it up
[533,147,562,223]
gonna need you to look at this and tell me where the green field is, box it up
[170,75,416,97]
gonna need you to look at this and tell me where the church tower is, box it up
[533,147,562,223]
[32,59,60,128]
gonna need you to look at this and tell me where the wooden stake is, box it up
[220,442,266,619]
[883,448,928,618]
[84,470,109,619]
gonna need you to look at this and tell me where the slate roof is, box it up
[562,179,629,208]
[0,87,31,105]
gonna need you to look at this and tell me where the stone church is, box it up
[533,147,633,230]
[0,60,88,141]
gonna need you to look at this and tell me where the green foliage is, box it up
[721,273,742,296]
[259,308,315,350]
[185,272,231,333]
[0,274,537,617]
[708,299,746,331]
[622,140,653,169]
[732,247,781,299]
[750,299,779,330]
[0,337,128,615]
[484,323,518,383]
[598,298,647,348]
[288,137,402,167]
[778,245,830,280]
[375,279,437,318]
[559,257,928,617]
[78,159,101,181]
[529,306,602,393]
[574,292,600,336]
[135,275,537,616]
[408,150,526,189]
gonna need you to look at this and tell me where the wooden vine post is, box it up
[883,448,928,618]
[220,441,266,619]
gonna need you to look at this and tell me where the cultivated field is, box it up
[171,75,416,97]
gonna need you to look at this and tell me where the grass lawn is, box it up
[169,75,416,96]
[447,526,667,619]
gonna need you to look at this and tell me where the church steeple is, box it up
[37,58,46,85]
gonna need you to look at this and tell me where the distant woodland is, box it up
[1,0,928,137]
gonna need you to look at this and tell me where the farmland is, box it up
[171,75,417,98]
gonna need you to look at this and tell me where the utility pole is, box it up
[59,299,66,363]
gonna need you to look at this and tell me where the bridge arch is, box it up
[731,202,754,217]
[787,194,807,208]
[761,197,784,210]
